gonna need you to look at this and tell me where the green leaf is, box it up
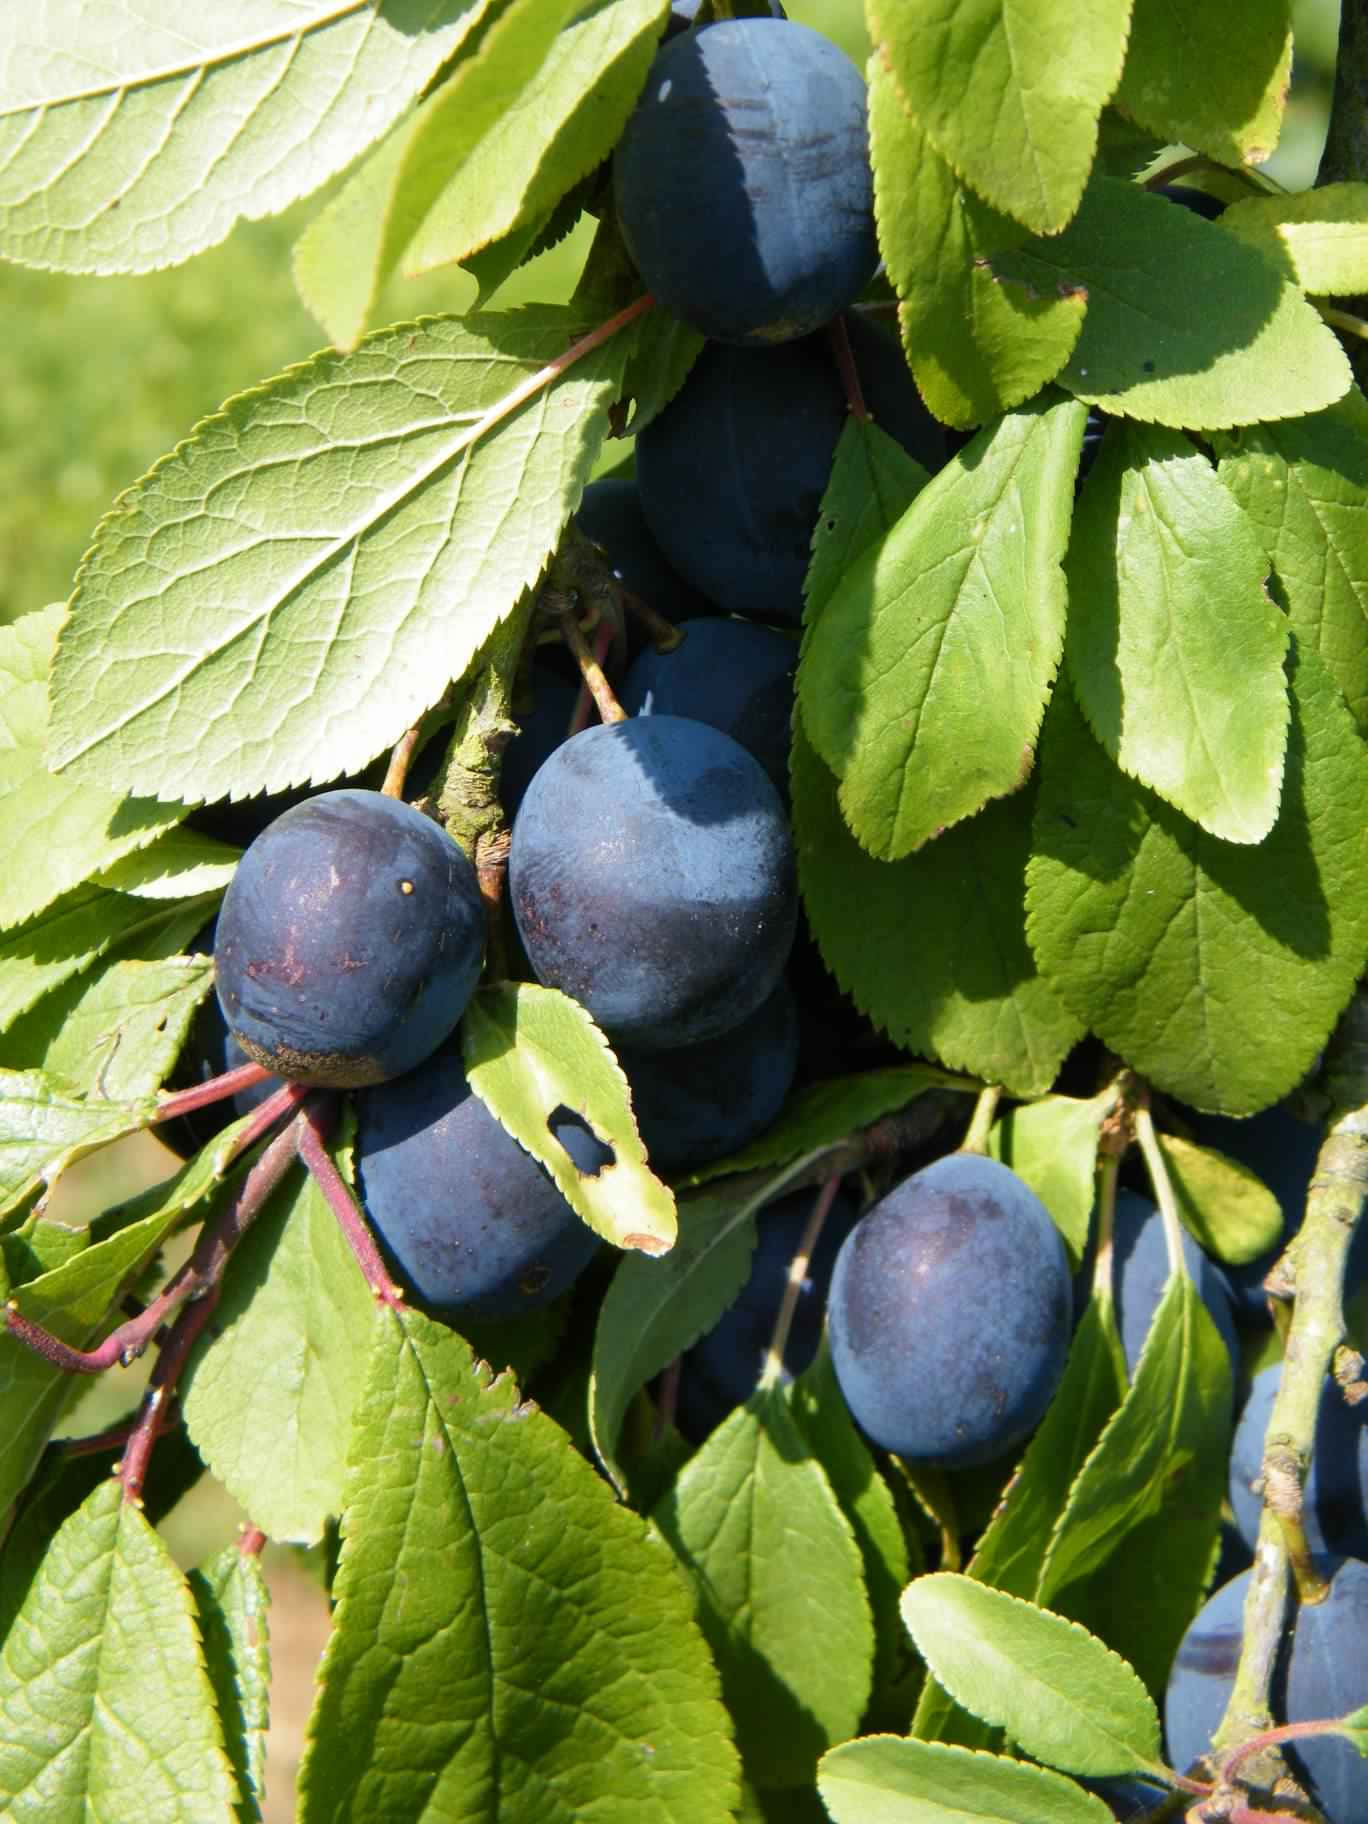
[992,178,1352,429]
[403,0,665,280]
[653,1387,874,1789]
[1156,1131,1285,1266]
[800,393,1086,858]
[1114,0,1291,166]
[2,954,213,1104]
[868,67,1086,431]
[866,0,1131,235]
[792,728,1083,1098]
[48,309,626,803]
[1216,396,1368,733]
[293,0,584,347]
[94,826,239,900]
[181,1140,380,1546]
[0,1480,237,1821]
[298,1307,741,1823]
[189,1546,271,1824]
[588,1165,807,1493]
[0,605,182,932]
[463,981,676,1255]
[789,1340,916,1716]
[0,885,215,1038]
[988,1093,1112,1265]
[0,1069,150,1223]
[0,2,483,275]
[1221,185,1368,295]
[683,1064,960,1189]
[1037,1274,1233,1697]
[1339,1703,1368,1751]
[910,1299,1127,1748]
[818,1736,1115,1824]
[900,1575,1162,1777]
[805,415,933,622]
[1065,421,1288,843]
[1026,647,1368,1114]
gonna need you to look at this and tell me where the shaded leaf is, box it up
[1157,1131,1285,1266]
[1216,395,1368,733]
[1065,420,1287,843]
[800,393,1086,858]
[190,1546,271,1824]
[869,67,1086,431]
[463,980,675,1255]
[792,728,1083,1098]
[49,310,627,803]
[298,1307,741,1823]
[589,1164,809,1493]
[1114,0,1292,166]
[1026,649,1368,1114]
[0,2,482,275]
[653,1387,873,1789]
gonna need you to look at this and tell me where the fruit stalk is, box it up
[1210,987,1368,1784]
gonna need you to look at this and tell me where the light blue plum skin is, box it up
[355,1051,604,1319]
[1228,1362,1368,1560]
[1109,1191,1239,1394]
[215,789,484,1088]
[509,716,797,1051]
[827,1154,1072,1468]
[613,19,877,346]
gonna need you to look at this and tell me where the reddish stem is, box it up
[212,1079,312,1173]
[296,1103,406,1312]
[239,1526,267,1558]
[118,1286,220,1505]
[154,1061,275,1124]
[827,313,870,422]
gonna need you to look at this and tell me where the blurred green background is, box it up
[0,0,1340,628]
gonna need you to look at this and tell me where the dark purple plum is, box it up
[677,1184,859,1438]
[828,1154,1072,1467]
[613,19,877,345]
[355,1051,604,1318]
[620,617,797,797]
[1165,1559,1368,1821]
[616,977,798,1174]
[499,669,580,822]
[635,315,945,623]
[509,716,797,1051]
[214,789,483,1088]
[575,478,719,623]
[1109,1192,1239,1391]
[1228,1363,1368,1560]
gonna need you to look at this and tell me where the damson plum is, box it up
[616,978,798,1174]
[1227,1363,1368,1559]
[613,19,877,345]
[635,317,946,623]
[355,1051,605,1318]
[620,618,797,797]
[575,478,718,623]
[1165,1559,1368,1822]
[828,1155,1072,1467]
[214,790,483,1088]
[509,716,797,1050]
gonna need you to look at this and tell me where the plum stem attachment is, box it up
[211,1079,312,1174]
[1133,1096,1191,1285]
[552,589,628,724]
[959,1084,1001,1156]
[619,586,685,655]
[382,718,429,798]
[569,614,619,736]
[758,1170,843,1392]
[1210,987,1368,1785]
[153,1059,275,1124]
[296,1099,406,1313]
